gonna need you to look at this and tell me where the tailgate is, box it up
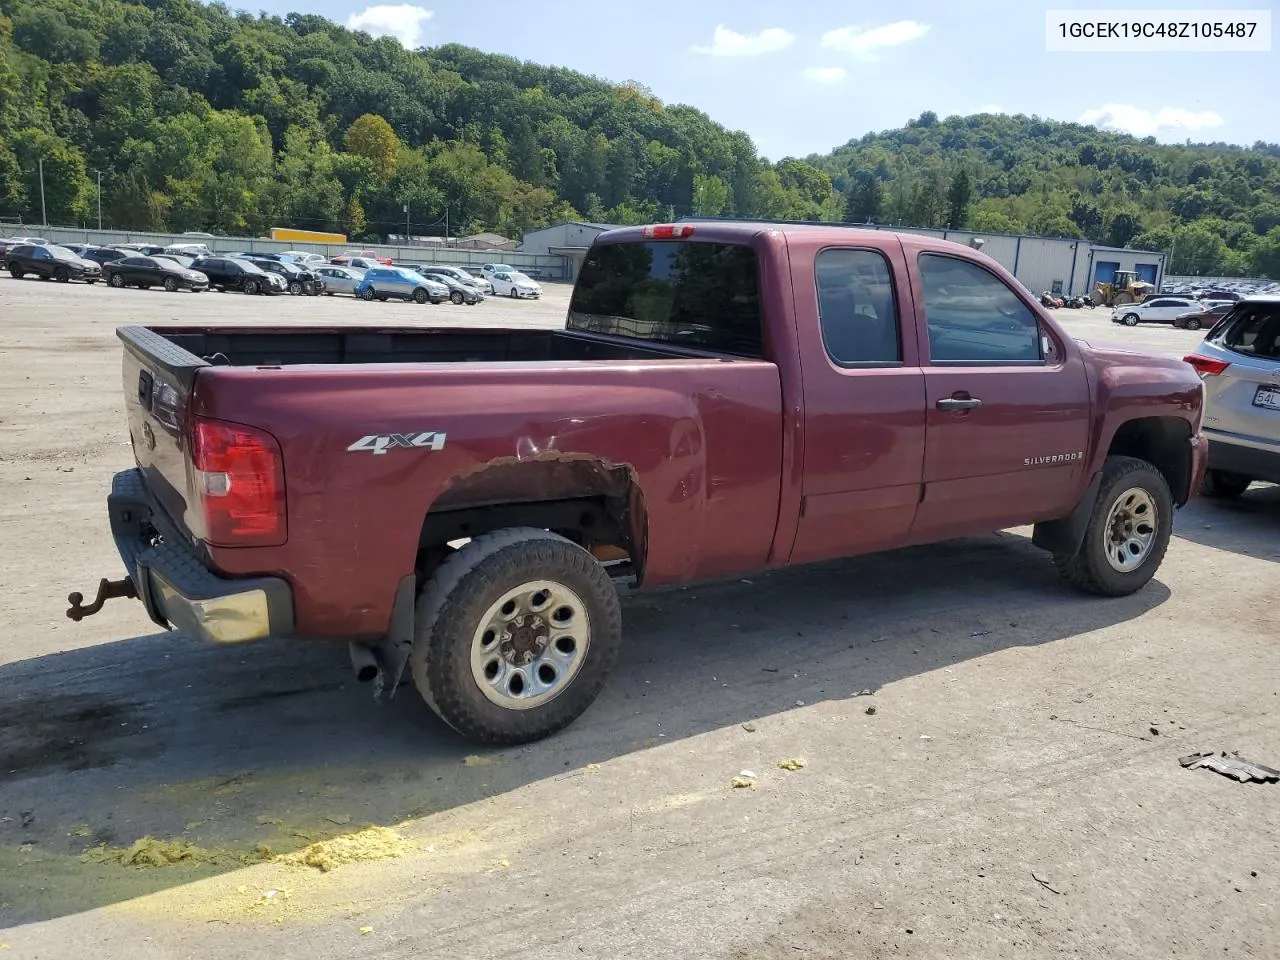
[118,326,211,536]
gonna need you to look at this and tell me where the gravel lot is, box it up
[1,276,1277,959]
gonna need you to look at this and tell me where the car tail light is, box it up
[1183,354,1230,377]
[191,417,286,546]
[641,224,695,239]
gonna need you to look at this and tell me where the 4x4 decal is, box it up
[347,432,447,455]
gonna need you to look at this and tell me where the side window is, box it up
[815,248,901,365]
[34,247,52,260]
[919,254,1042,364]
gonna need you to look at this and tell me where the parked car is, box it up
[415,269,484,305]
[490,270,542,299]
[154,254,197,270]
[243,256,323,296]
[315,265,366,296]
[355,267,449,304]
[1173,303,1232,330]
[190,256,277,295]
[280,251,327,267]
[1112,297,1202,326]
[480,262,516,280]
[104,255,209,293]
[70,245,129,267]
[332,249,392,266]
[330,255,383,272]
[426,265,493,295]
[73,222,1208,745]
[0,236,49,256]
[116,243,169,256]
[163,243,213,259]
[6,243,101,283]
[1184,296,1280,498]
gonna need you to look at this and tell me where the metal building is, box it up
[518,221,619,280]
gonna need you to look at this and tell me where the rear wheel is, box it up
[1201,469,1251,499]
[1053,456,1173,597]
[163,277,178,292]
[54,266,70,283]
[8,266,22,279]
[412,528,622,745]
[450,290,464,305]
[412,288,428,304]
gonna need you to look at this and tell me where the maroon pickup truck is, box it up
[69,222,1207,744]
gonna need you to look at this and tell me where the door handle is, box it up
[936,396,982,411]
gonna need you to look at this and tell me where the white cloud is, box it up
[690,24,797,57]
[821,20,930,60]
[346,4,434,49]
[803,66,848,84]
[1077,103,1225,137]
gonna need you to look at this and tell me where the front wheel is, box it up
[1053,456,1173,597]
[1184,318,1202,331]
[509,287,518,299]
[412,528,622,745]
[450,290,464,305]
[163,277,178,292]
[243,279,258,296]
[1122,314,1140,326]
[289,280,303,296]
[54,266,70,283]
[1202,469,1251,499]
[360,287,375,301]
[412,288,428,304]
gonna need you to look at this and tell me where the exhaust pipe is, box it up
[349,641,379,683]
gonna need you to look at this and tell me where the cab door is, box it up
[788,239,928,564]
[907,250,1091,540]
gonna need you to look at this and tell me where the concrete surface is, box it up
[0,277,1276,959]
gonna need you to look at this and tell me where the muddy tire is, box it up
[412,528,622,745]
[1201,469,1251,499]
[1053,456,1173,597]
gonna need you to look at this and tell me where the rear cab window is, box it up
[568,241,763,358]
[815,248,901,365]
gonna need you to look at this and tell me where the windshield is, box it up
[567,240,763,358]
[48,245,79,260]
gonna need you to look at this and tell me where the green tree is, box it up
[1171,223,1227,275]
[946,169,971,229]
[1248,226,1280,279]
[843,173,883,223]
[343,114,400,181]
[693,173,729,216]
[11,128,92,223]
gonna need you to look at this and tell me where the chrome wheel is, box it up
[1103,487,1158,572]
[470,580,590,710]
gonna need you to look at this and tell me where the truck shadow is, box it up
[1173,483,1280,563]
[0,531,1169,926]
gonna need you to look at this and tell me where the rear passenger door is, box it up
[789,243,928,564]
[909,252,1091,538]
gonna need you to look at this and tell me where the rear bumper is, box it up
[1205,428,1280,483]
[108,469,294,644]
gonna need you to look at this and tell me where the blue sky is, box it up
[246,0,1275,158]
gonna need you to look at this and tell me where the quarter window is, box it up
[919,254,1042,363]
[815,248,901,365]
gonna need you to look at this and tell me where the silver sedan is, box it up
[316,265,366,296]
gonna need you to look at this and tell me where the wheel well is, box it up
[416,458,647,581]
[1106,417,1193,504]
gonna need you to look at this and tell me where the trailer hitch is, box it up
[66,577,138,622]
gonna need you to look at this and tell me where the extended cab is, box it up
[70,223,1207,744]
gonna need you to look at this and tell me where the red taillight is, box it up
[191,417,286,546]
[1183,354,1230,377]
[641,224,695,239]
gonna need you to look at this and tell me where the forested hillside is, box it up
[813,111,1280,277]
[0,0,1277,276]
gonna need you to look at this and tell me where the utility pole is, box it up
[403,201,410,245]
[444,207,449,245]
[95,170,102,231]
[38,158,47,226]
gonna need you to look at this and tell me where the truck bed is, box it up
[120,325,715,371]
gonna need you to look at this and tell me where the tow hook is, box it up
[66,577,139,621]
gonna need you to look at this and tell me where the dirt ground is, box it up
[1,277,1277,959]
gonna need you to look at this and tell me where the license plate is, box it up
[1254,386,1280,411]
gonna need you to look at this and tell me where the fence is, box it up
[0,223,572,280]
[1163,274,1277,288]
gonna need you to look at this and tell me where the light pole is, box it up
[403,201,410,245]
[95,170,102,231]
[38,157,47,226]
